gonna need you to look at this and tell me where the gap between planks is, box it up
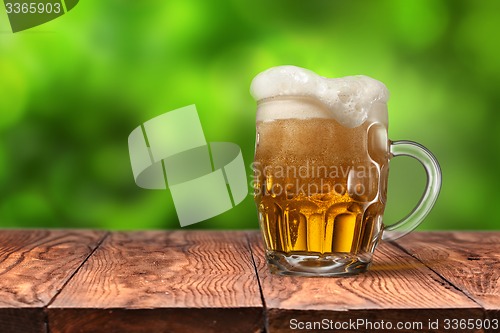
[389,238,484,309]
[45,232,111,309]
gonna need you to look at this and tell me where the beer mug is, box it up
[251,66,441,276]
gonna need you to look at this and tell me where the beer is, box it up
[254,115,389,258]
[250,65,441,276]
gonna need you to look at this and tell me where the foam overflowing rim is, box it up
[250,65,389,128]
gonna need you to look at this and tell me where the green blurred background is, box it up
[1,0,499,230]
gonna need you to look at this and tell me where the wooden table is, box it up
[0,230,498,333]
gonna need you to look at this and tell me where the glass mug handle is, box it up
[382,140,442,241]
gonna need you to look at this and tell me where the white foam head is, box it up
[250,65,389,128]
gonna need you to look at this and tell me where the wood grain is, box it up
[2,230,497,332]
[48,231,264,333]
[394,232,500,324]
[249,232,484,333]
[0,229,106,333]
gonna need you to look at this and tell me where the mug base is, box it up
[266,250,372,277]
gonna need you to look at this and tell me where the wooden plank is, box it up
[48,231,264,333]
[0,229,107,333]
[249,232,484,333]
[394,232,500,323]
